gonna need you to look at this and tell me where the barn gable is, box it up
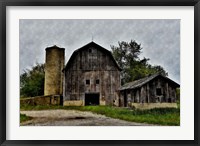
[63,41,122,71]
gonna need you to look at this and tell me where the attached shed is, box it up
[119,73,180,107]
[63,41,121,106]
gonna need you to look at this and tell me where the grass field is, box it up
[20,105,180,126]
[20,113,32,123]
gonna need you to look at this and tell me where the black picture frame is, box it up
[0,0,199,145]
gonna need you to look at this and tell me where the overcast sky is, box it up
[19,19,180,83]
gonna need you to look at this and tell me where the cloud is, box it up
[19,19,180,83]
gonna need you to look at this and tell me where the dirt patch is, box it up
[20,109,154,126]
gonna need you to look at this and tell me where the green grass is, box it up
[20,113,32,123]
[20,104,180,126]
[177,100,180,109]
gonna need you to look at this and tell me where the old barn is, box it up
[43,42,180,108]
[62,42,121,106]
[119,73,180,108]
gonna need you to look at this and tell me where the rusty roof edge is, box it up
[119,73,180,91]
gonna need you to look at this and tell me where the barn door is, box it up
[85,93,100,106]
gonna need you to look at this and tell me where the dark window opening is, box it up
[96,79,99,84]
[86,80,90,85]
[168,98,172,103]
[89,49,92,53]
[156,88,162,96]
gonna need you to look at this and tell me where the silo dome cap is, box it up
[45,45,65,50]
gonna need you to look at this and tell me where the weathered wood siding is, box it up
[64,45,121,106]
[120,76,178,107]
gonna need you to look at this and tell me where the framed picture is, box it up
[0,0,199,145]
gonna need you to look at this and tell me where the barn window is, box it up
[89,48,92,53]
[86,80,90,85]
[96,79,100,84]
[156,88,162,96]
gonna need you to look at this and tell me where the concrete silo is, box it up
[44,45,65,96]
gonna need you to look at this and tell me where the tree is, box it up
[20,63,45,97]
[111,40,168,84]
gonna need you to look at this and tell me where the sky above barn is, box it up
[19,19,180,83]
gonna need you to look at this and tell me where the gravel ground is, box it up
[20,109,154,126]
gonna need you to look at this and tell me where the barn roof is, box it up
[119,73,180,90]
[64,41,122,71]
